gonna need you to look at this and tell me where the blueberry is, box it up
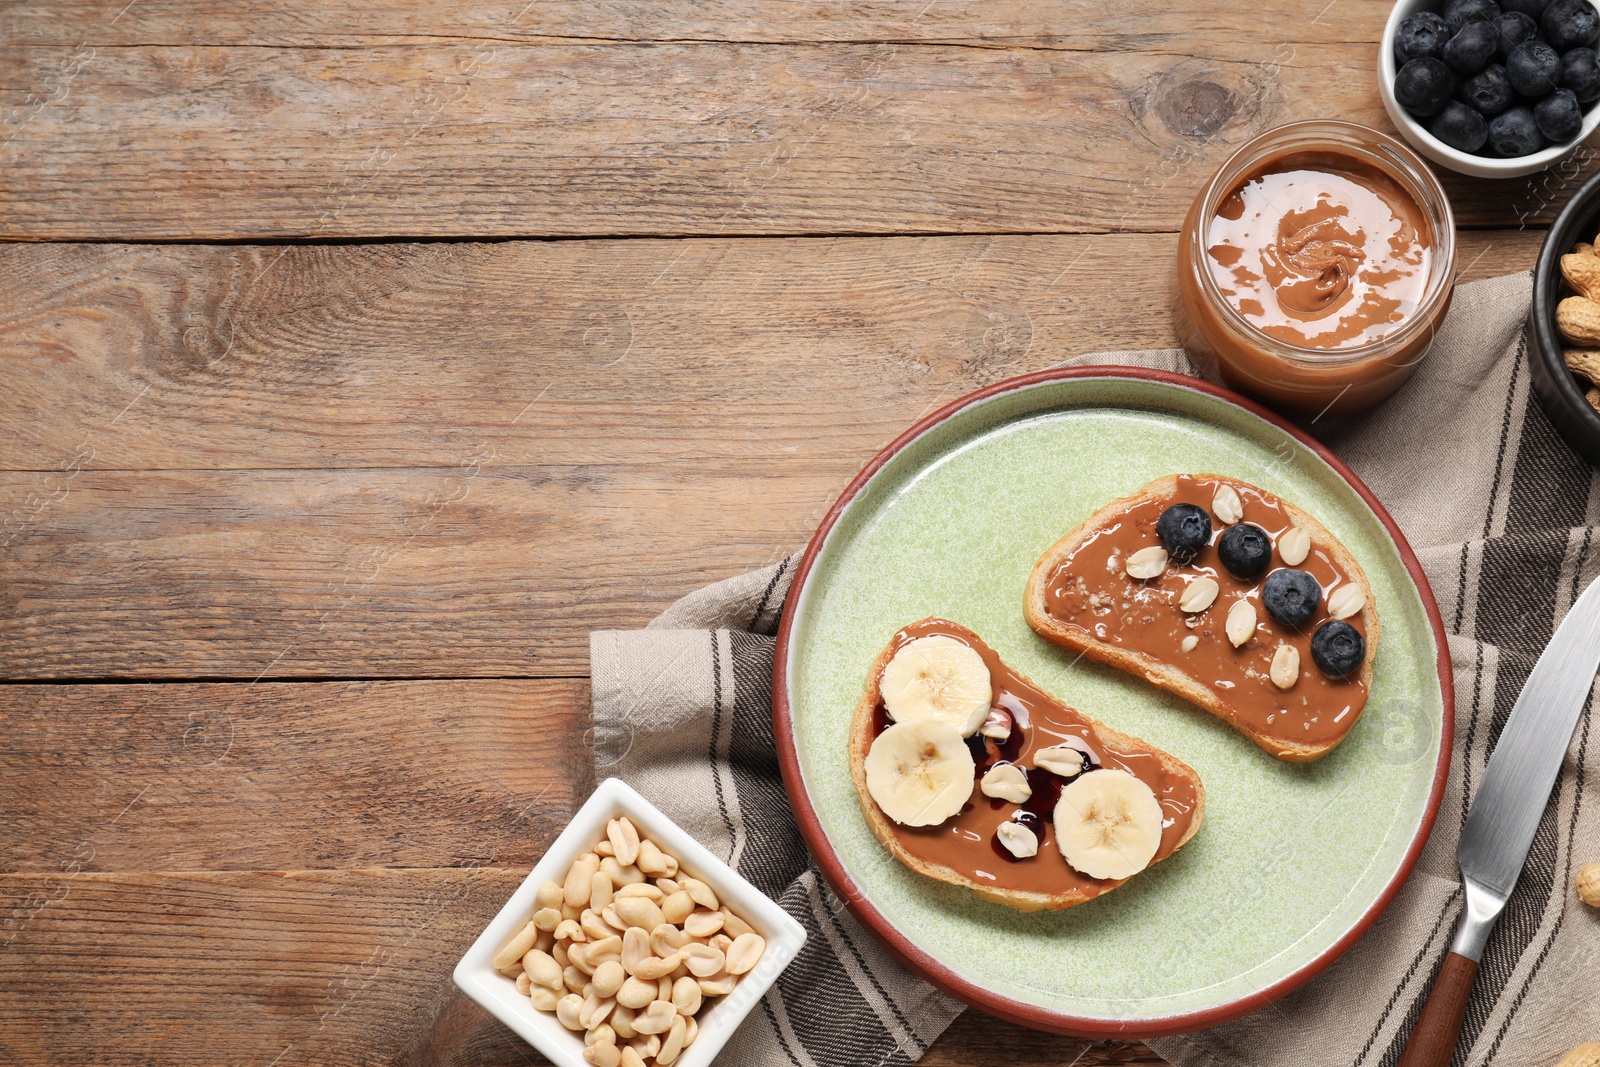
[1445,0,1502,33]
[1262,569,1322,628]
[1461,63,1516,113]
[1445,20,1501,72]
[1536,86,1585,139]
[1507,39,1561,95]
[1395,57,1457,116]
[1488,104,1547,153]
[1561,46,1600,100]
[1155,504,1211,564]
[1433,99,1493,149]
[1397,11,1453,62]
[1501,0,1549,15]
[1492,10,1540,56]
[1310,620,1366,678]
[1216,524,1272,581]
[1543,0,1600,50]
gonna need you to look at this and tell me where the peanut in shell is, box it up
[1557,296,1600,347]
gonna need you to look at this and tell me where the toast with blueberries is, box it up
[1023,474,1379,761]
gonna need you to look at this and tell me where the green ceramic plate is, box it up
[773,368,1451,1037]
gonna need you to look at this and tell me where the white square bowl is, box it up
[453,777,807,1067]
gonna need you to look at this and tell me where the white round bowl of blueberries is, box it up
[1381,0,1600,177]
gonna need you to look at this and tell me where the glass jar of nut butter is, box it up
[1177,121,1456,418]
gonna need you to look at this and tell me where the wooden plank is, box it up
[0,867,525,1066]
[0,231,1540,679]
[0,867,1165,1065]
[0,0,1388,49]
[0,231,1539,472]
[0,34,1575,240]
[0,680,589,873]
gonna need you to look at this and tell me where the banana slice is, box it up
[1052,769,1163,880]
[865,720,976,827]
[879,635,992,736]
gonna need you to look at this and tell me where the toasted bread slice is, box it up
[848,618,1205,913]
[1024,474,1379,761]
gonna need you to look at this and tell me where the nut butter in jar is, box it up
[1177,121,1456,418]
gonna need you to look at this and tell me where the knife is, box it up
[1397,572,1600,1067]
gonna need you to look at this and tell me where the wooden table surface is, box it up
[0,1,1560,1063]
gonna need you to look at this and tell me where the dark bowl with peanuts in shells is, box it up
[1532,167,1600,467]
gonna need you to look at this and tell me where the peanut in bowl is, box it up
[453,778,807,1067]
[1531,167,1600,468]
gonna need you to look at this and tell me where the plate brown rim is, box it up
[769,365,1454,1038]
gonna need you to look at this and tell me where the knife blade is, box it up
[1398,570,1600,1067]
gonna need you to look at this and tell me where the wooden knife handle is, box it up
[1397,951,1479,1067]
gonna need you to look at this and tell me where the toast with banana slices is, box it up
[1024,473,1379,761]
[848,618,1204,913]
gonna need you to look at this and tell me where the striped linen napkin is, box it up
[588,272,1600,1066]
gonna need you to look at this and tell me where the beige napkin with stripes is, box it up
[590,273,1600,1066]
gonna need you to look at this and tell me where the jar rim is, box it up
[1187,120,1457,367]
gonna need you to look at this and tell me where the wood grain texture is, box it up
[0,679,590,873]
[0,0,1394,48]
[0,233,1539,678]
[1396,952,1479,1067]
[1,31,1585,240]
[0,864,1165,1065]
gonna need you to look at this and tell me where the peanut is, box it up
[600,857,645,886]
[620,1048,647,1067]
[530,984,561,1012]
[1564,252,1600,302]
[617,975,658,1010]
[681,943,725,978]
[615,882,664,901]
[492,921,540,972]
[591,960,625,999]
[621,927,651,971]
[534,880,564,911]
[579,991,615,1030]
[1578,863,1600,907]
[628,952,680,980]
[590,870,615,914]
[660,891,694,925]
[615,896,666,931]
[697,969,736,996]
[523,948,563,991]
[632,999,677,1035]
[1558,295,1600,346]
[1555,1044,1600,1067]
[565,853,601,910]
[657,1015,688,1066]
[671,975,702,1015]
[584,1040,621,1067]
[1566,347,1600,383]
[650,923,688,957]
[607,817,642,867]
[556,992,585,1030]
[725,932,766,975]
[1589,387,1600,415]
[637,838,677,877]
[683,909,724,938]
[1270,643,1300,690]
